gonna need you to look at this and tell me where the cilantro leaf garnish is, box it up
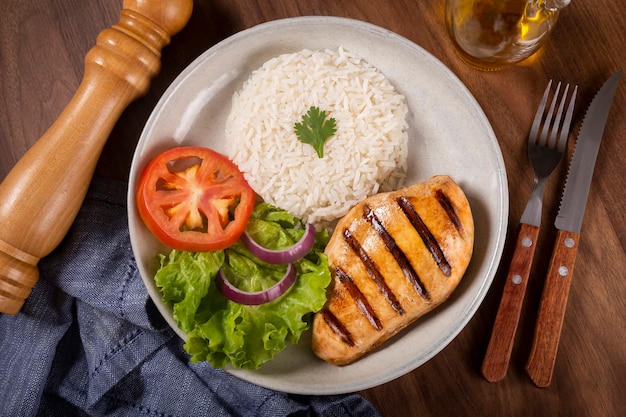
[294,106,337,158]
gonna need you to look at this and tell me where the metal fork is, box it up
[481,80,577,382]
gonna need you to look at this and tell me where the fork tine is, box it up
[557,85,578,152]
[547,83,578,150]
[547,83,569,149]
[529,80,553,144]
[540,81,562,147]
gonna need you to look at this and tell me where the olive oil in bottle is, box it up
[445,0,570,70]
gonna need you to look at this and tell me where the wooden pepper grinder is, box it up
[0,0,193,314]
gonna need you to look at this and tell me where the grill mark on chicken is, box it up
[364,205,430,300]
[322,309,355,347]
[335,266,383,331]
[397,196,452,277]
[436,189,464,234]
[343,229,405,315]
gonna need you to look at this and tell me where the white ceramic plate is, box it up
[128,16,508,395]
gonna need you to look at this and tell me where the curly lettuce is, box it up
[154,203,331,369]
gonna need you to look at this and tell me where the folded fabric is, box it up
[0,177,381,417]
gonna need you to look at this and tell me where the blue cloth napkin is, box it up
[0,177,380,417]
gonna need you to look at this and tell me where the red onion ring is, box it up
[217,264,297,305]
[240,223,316,264]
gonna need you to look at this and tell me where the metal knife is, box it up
[525,70,622,388]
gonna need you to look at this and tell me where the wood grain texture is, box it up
[1,0,625,415]
[482,223,539,383]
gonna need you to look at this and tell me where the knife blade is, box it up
[526,70,622,388]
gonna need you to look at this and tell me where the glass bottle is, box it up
[445,0,571,70]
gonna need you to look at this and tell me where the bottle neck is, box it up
[543,0,571,12]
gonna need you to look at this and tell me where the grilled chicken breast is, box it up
[312,175,474,365]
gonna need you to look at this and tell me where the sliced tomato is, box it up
[136,146,255,252]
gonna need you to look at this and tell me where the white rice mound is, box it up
[226,47,409,226]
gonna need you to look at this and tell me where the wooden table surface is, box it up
[1,1,624,416]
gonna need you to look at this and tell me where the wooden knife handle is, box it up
[481,223,539,382]
[526,229,580,387]
[0,0,193,315]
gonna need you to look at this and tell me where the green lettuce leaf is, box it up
[154,203,331,369]
[155,249,224,333]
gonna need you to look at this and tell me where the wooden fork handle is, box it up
[0,0,193,315]
[481,223,539,382]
